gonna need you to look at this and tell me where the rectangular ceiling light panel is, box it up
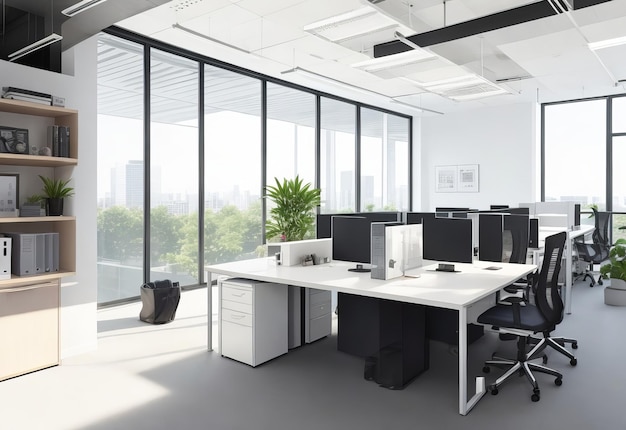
[352,49,436,73]
[8,33,63,62]
[62,0,108,17]
[406,74,508,101]
[304,6,399,43]
[588,35,626,51]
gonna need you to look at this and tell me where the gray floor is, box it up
[1,279,625,430]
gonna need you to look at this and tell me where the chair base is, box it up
[483,336,563,402]
[526,336,578,366]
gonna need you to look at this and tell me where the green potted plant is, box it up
[39,175,74,216]
[20,194,46,217]
[600,239,626,305]
[265,176,321,242]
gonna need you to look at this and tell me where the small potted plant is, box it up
[39,175,74,216]
[20,194,46,217]
[600,238,626,305]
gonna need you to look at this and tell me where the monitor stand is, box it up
[348,264,371,273]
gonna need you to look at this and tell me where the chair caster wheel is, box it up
[490,387,499,396]
[570,358,577,366]
[531,389,540,402]
[555,378,563,386]
[572,342,578,349]
[483,366,490,373]
[599,279,603,286]
[589,282,594,287]
[542,355,548,365]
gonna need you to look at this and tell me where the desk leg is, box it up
[207,272,213,352]
[458,307,486,415]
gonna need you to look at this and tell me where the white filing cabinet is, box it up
[304,288,332,343]
[220,278,288,367]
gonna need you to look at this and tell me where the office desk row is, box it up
[206,258,536,415]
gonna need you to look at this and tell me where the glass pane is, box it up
[544,100,606,209]
[360,108,410,211]
[204,65,262,264]
[266,83,316,240]
[612,96,626,134]
[150,49,199,285]
[97,33,145,303]
[320,97,356,213]
[266,83,315,186]
[387,114,410,211]
[612,136,626,243]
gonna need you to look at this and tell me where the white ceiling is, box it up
[114,0,626,116]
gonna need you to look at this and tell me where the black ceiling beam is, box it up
[373,0,612,58]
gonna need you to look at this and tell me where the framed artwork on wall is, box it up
[435,165,458,192]
[458,164,479,192]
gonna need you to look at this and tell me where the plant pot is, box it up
[46,198,64,216]
[609,278,626,290]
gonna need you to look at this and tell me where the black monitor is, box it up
[490,205,509,210]
[331,216,371,272]
[405,212,436,225]
[423,218,473,263]
[318,212,400,239]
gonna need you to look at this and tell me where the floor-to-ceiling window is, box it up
[266,83,316,240]
[612,96,626,241]
[97,30,412,305]
[204,66,262,264]
[149,50,200,284]
[543,95,626,243]
[360,108,410,212]
[96,34,145,303]
[320,97,356,213]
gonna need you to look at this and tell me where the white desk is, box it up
[206,258,536,416]
[535,225,594,314]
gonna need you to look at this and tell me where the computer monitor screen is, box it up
[332,216,371,271]
[318,212,400,239]
[423,218,473,263]
[405,212,436,225]
[490,205,509,210]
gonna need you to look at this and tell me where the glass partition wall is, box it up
[96,30,412,305]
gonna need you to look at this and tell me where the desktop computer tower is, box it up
[364,300,429,390]
[0,237,11,279]
[529,218,539,248]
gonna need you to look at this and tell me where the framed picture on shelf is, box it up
[0,173,18,217]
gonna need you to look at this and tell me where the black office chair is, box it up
[478,232,567,402]
[574,208,610,287]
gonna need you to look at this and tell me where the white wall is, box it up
[419,102,538,211]
[0,37,98,358]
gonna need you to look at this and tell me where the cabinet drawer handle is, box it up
[0,282,58,293]
[231,314,246,320]
[230,292,246,297]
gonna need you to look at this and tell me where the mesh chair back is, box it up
[505,215,529,264]
[592,208,610,247]
[534,232,567,327]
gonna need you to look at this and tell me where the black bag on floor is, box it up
[140,279,181,324]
